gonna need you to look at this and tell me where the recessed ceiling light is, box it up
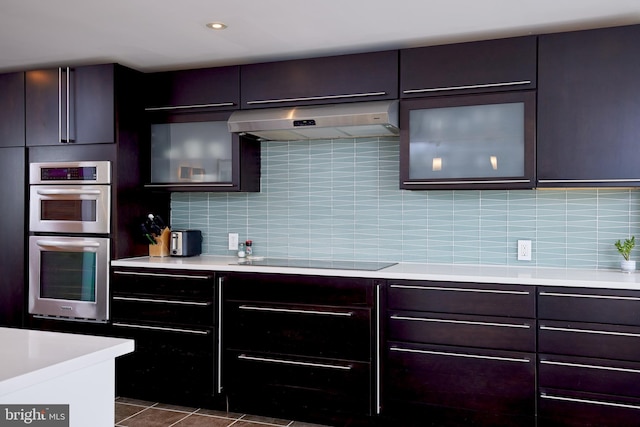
[206,22,227,30]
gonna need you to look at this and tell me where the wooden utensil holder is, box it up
[149,227,170,257]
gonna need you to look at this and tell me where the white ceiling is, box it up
[1,0,640,73]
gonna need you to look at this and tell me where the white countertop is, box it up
[0,328,134,397]
[112,255,640,290]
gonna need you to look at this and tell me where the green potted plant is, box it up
[614,236,636,272]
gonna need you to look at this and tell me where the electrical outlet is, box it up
[517,240,532,261]
[228,233,239,250]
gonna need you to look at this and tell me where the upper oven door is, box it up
[29,184,111,234]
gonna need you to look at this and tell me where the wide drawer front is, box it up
[388,281,535,317]
[225,302,370,360]
[539,354,640,399]
[386,342,535,416]
[112,297,214,327]
[538,389,640,427]
[225,350,371,416]
[112,269,215,299]
[539,320,640,361]
[223,273,373,306]
[388,311,535,352]
[539,287,640,326]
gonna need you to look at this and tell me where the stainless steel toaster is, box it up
[170,230,202,257]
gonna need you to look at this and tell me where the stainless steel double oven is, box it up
[28,161,112,322]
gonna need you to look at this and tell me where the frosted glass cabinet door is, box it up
[151,121,233,184]
[400,91,536,190]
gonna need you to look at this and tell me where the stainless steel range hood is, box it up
[227,100,399,141]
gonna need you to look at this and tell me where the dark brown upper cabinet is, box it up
[400,36,537,98]
[240,50,398,109]
[0,72,25,147]
[26,64,117,146]
[144,65,240,112]
[537,24,640,187]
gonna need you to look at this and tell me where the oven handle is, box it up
[35,240,101,249]
[36,189,102,196]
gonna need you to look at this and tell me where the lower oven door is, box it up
[29,235,110,322]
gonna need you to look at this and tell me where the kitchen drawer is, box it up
[388,281,535,318]
[386,342,535,417]
[538,287,640,326]
[538,389,640,427]
[113,324,215,405]
[388,311,535,352]
[539,354,640,399]
[225,301,371,360]
[112,296,213,327]
[224,273,373,307]
[225,350,371,417]
[539,320,640,361]
[112,269,215,300]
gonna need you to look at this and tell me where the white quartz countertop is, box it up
[111,255,640,290]
[0,328,134,397]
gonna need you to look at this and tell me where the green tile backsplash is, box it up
[170,137,640,269]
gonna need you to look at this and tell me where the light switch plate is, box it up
[228,233,239,250]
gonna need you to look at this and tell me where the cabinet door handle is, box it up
[113,271,212,280]
[113,296,212,306]
[540,393,640,411]
[375,282,382,415]
[539,291,640,301]
[237,354,352,370]
[217,276,224,393]
[112,322,210,335]
[58,68,63,143]
[390,346,530,363]
[390,284,530,295]
[540,359,640,374]
[403,80,531,94]
[540,325,640,338]
[238,305,353,317]
[402,179,532,186]
[144,183,235,188]
[390,315,531,329]
[145,102,236,111]
[246,91,387,105]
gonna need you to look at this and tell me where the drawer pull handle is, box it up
[390,284,529,295]
[113,271,212,280]
[540,393,640,410]
[246,91,387,105]
[541,360,640,374]
[237,354,352,370]
[238,305,353,317]
[403,179,532,185]
[539,179,640,184]
[539,291,640,301]
[540,325,640,338]
[145,102,235,111]
[113,296,212,306]
[144,183,235,188]
[403,80,531,94]
[113,322,210,335]
[390,347,530,363]
[390,315,530,329]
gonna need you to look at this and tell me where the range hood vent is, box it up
[227,100,399,141]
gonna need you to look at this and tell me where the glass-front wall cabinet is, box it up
[151,120,232,184]
[400,91,536,190]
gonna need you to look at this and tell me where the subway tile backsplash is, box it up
[171,137,640,269]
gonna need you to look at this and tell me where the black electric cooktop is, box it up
[234,258,396,271]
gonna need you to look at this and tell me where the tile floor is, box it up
[114,397,331,427]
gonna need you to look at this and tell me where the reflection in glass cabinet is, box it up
[151,121,232,183]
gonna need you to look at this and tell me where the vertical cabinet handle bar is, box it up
[217,277,224,393]
[66,67,70,143]
[375,282,382,414]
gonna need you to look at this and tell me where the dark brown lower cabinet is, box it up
[222,273,378,426]
[537,286,640,427]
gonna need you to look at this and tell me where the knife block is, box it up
[149,227,170,257]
